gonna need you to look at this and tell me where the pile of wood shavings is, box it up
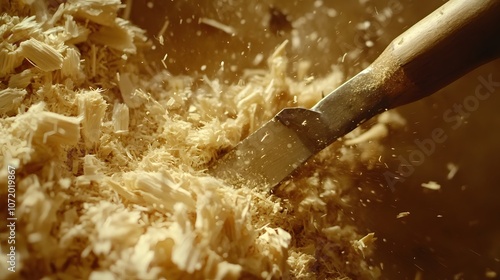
[0,1,404,279]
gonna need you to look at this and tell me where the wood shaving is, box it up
[0,1,404,279]
[112,103,130,134]
[485,268,497,278]
[77,89,107,148]
[344,123,388,145]
[8,68,36,89]
[0,88,27,115]
[377,110,406,127]
[89,18,138,53]
[352,233,376,258]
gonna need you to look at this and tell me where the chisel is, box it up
[210,0,500,188]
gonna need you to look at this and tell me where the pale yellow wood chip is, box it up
[296,60,312,81]
[0,88,27,115]
[67,0,121,26]
[378,110,407,127]
[19,38,64,72]
[34,111,81,145]
[77,89,107,148]
[447,162,459,180]
[0,47,24,77]
[397,211,410,218]
[89,19,136,53]
[345,123,388,145]
[352,232,376,258]
[485,269,497,278]
[124,172,196,213]
[421,181,441,190]
[61,47,82,79]
[156,19,169,46]
[112,103,129,133]
[214,262,242,280]
[199,18,236,35]
[89,270,115,280]
[118,73,146,108]
[8,69,35,88]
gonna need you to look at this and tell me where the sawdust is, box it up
[0,1,404,279]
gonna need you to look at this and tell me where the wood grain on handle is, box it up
[376,0,500,107]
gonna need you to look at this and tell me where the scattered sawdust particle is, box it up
[421,181,441,190]
[112,103,130,134]
[156,19,169,46]
[77,89,107,148]
[397,212,410,219]
[485,268,497,278]
[352,232,376,258]
[0,1,394,279]
[447,162,459,180]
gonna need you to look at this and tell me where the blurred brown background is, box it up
[128,0,500,278]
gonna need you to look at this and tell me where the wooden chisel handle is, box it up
[378,0,500,107]
[307,0,500,151]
